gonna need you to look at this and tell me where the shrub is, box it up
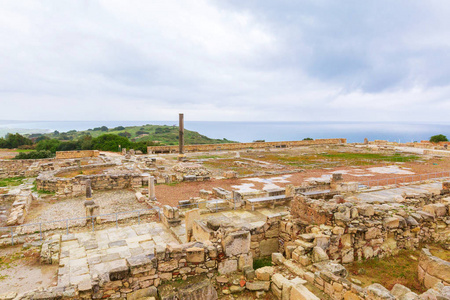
[303,137,313,141]
[14,150,54,159]
[113,126,125,131]
[430,134,448,143]
[136,130,149,135]
[118,132,132,138]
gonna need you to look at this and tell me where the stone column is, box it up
[85,179,92,200]
[148,176,156,201]
[178,113,185,161]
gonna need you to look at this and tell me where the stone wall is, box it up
[148,138,347,153]
[36,165,145,197]
[192,212,285,259]
[282,194,450,264]
[55,150,100,159]
[0,158,55,178]
[418,248,450,289]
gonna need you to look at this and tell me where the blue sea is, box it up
[0,120,450,144]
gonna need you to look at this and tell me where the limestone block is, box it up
[126,255,155,275]
[290,284,320,300]
[399,292,419,300]
[343,291,360,300]
[341,234,353,249]
[260,238,279,257]
[186,247,205,263]
[363,246,374,259]
[341,248,354,264]
[218,259,237,274]
[365,227,381,240]
[222,230,250,256]
[424,273,442,290]
[246,281,270,291]
[358,205,375,217]
[299,255,311,266]
[158,260,178,272]
[383,217,400,229]
[312,246,329,263]
[244,266,256,280]
[272,273,289,290]
[367,283,395,299]
[391,284,412,299]
[332,226,345,235]
[238,253,253,271]
[256,266,275,281]
[272,253,285,265]
[126,287,157,300]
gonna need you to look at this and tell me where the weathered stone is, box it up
[186,247,205,263]
[383,217,400,229]
[272,252,285,265]
[312,246,329,263]
[158,260,178,272]
[391,284,412,299]
[222,231,250,256]
[218,259,237,275]
[260,238,279,256]
[126,287,157,300]
[238,253,253,271]
[290,284,320,300]
[246,281,270,291]
[256,266,275,281]
[367,283,395,299]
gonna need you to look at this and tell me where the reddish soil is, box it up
[155,157,450,207]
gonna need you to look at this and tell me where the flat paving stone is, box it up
[56,222,178,289]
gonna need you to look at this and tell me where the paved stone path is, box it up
[58,222,179,290]
[347,182,442,204]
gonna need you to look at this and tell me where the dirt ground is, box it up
[0,149,18,159]
[0,245,58,293]
[22,190,148,233]
[155,156,450,206]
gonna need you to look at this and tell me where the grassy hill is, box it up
[39,124,237,146]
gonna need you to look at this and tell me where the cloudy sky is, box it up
[0,0,449,122]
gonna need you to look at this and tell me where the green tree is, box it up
[91,134,131,152]
[36,139,61,153]
[430,134,448,143]
[0,133,33,149]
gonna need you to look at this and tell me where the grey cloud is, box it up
[0,1,449,121]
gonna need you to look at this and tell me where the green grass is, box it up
[253,257,272,269]
[14,149,34,153]
[346,249,425,293]
[0,177,24,187]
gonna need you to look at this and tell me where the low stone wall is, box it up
[148,138,347,153]
[192,212,284,259]
[418,248,450,289]
[424,149,450,157]
[0,158,55,178]
[55,150,100,159]
[36,164,145,197]
[282,194,450,264]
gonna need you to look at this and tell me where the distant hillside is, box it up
[34,124,237,146]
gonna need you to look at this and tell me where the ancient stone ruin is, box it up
[0,139,449,299]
